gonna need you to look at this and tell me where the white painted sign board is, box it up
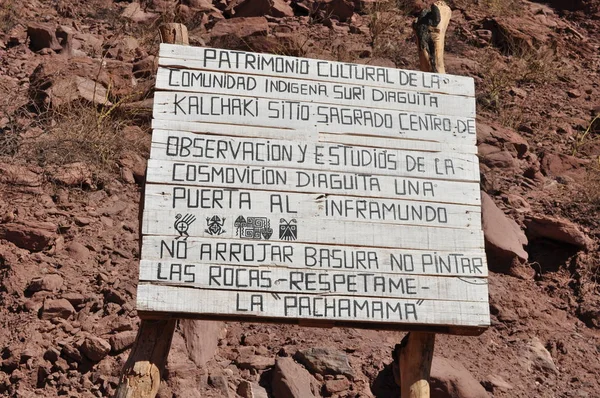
[137,43,490,335]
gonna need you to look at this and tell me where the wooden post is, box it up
[413,1,452,74]
[159,23,189,46]
[392,3,452,398]
[115,23,189,398]
[394,333,436,398]
[114,320,177,398]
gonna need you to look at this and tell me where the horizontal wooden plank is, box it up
[143,184,481,230]
[152,92,477,145]
[152,119,316,141]
[156,67,476,117]
[151,120,477,152]
[145,158,482,205]
[158,44,475,97]
[149,130,480,182]
[317,133,477,155]
[136,283,491,327]
[141,236,489,277]
[138,261,488,302]
[141,211,485,251]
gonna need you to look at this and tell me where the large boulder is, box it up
[525,215,593,250]
[209,17,271,51]
[0,221,57,252]
[272,357,317,398]
[481,192,528,273]
[27,23,63,52]
[229,0,294,17]
[539,151,589,183]
[295,347,354,379]
[210,16,269,40]
[180,319,224,367]
[430,357,489,398]
[29,56,134,109]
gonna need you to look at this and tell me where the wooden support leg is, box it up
[114,319,177,398]
[393,332,436,398]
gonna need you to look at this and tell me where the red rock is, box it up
[322,0,355,22]
[478,144,517,169]
[482,374,514,392]
[40,299,75,320]
[62,343,83,362]
[272,357,317,398]
[0,221,56,252]
[477,123,530,159]
[324,377,350,394]
[65,241,90,261]
[431,357,489,398]
[481,192,528,273]
[103,288,127,305]
[525,215,593,250]
[43,348,60,363]
[121,2,157,22]
[185,0,220,11]
[236,352,275,370]
[97,201,129,216]
[47,162,94,187]
[0,163,42,187]
[181,320,224,366]
[524,337,558,375]
[29,56,134,110]
[119,151,147,184]
[133,55,156,78]
[271,0,295,17]
[231,0,294,18]
[80,336,111,362]
[109,331,137,353]
[210,17,269,41]
[27,23,62,52]
[540,152,589,182]
[295,347,354,379]
[208,372,233,397]
[62,293,86,307]
[28,274,64,293]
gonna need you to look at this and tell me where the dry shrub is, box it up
[572,114,600,156]
[0,1,18,33]
[19,100,147,182]
[479,0,523,16]
[477,44,566,128]
[365,1,414,67]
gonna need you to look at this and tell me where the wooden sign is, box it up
[137,44,490,335]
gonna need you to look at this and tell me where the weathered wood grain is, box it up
[140,235,489,277]
[136,284,490,327]
[142,183,481,229]
[158,44,475,97]
[156,67,476,117]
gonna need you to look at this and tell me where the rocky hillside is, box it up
[0,0,599,397]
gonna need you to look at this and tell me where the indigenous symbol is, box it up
[279,218,297,241]
[205,215,226,236]
[174,213,196,240]
[234,216,273,240]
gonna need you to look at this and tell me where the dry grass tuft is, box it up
[476,43,567,128]
[18,99,147,183]
[365,0,414,67]
[0,1,18,33]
